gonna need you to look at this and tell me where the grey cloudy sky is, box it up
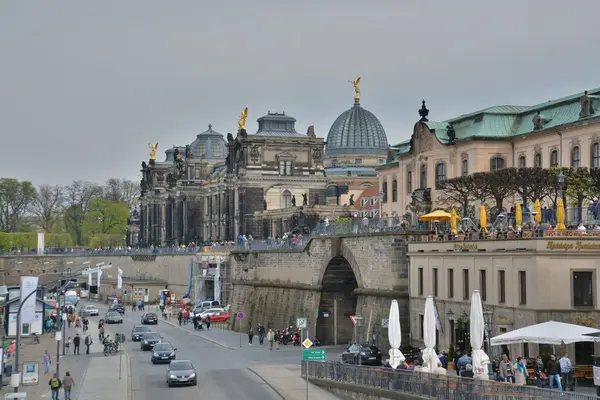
[2,0,600,185]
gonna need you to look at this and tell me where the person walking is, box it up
[73,334,81,355]
[42,350,51,375]
[267,329,275,350]
[62,371,74,400]
[248,326,254,346]
[49,373,62,400]
[84,334,93,355]
[546,353,563,391]
[205,315,211,330]
[559,353,574,391]
[257,324,265,345]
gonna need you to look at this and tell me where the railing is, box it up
[302,361,597,400]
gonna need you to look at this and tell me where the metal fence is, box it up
[302,361,598,400]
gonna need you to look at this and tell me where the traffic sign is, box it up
[350,315,363,327]
[302,338,313,349]
[381,318,389,328]
[237,312,245,319]
[296,318,307,329]
[303,349,327,361]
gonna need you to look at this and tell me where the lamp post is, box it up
[482,307,493,355]
[447,309,455,351]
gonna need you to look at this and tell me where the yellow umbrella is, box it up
[419,209,452,222]
[450,208,461,234]
[515,203,522,228]
[534,199,542,225]
[556,199,566,230]
[479,205,488,233]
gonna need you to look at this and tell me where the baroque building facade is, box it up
[137,112,327,246]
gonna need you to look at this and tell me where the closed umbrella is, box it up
[479,205,488,233]
[470,290,490,380]
[422,296,442,373]
[450,209,460,234]
[387,300,405,369]
[534,199,542,225]
[556,199,566,230]
[515,203,522,228]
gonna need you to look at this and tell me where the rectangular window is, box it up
[518,271,527,305]
[419,314,424,339]
[355,158,363,164]
[433,268,439,297]
[418,268,424,295]
[480,270,487,302]
[407,171,413,193]
[573,271,594,307]
[448,268,454,298]
[392,180,398,202]
[498,270,506,303]
[382,182,388,203]
[462,269,469,300]
[279,161,293,176]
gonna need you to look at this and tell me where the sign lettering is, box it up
[547,241,600,250]
[575,317,595,327]
[453,243,478,251]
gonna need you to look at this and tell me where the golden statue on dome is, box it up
[350,77,361,102]
[238,107,249,131]
[149,143,159,161]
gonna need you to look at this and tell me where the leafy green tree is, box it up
[63,181,102,245]
[83,198,129,240]
[436,176,477,217]
[564,167,596,224]
[0,178,37,232]
[0,232,72,252]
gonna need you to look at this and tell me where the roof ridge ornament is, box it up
[419,100,429,122]
[349,77,361,104]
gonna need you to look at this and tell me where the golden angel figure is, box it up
[238,107,249,131]
[350,77,361,100]
[149,143,159,160]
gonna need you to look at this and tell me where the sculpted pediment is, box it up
[410,122,444,155]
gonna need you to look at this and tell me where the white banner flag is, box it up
[88,268,92,287]
[37,233,45,256]
[20,276,39,324]
[97,269,103,289]
[117,268,123,289]
[214,258,221,304]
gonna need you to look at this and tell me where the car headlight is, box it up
[169,374,176,379]
[360,352,367,356]
[153,352,159,357]
[170,352,175,356]
[143,340,148,344]
[189,373,196,378]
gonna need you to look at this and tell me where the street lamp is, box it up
[558,171,565,199]
[446,309,455,320]
[482,307,493,354]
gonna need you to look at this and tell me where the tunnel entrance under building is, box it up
[316,256,358,345]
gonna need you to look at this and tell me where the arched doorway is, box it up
[316,256,358,345]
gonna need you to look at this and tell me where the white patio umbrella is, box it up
[387,300,405,369]
[470,290,490,380]
[422,296,443,373]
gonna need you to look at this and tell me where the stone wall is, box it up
[0,254,193,297]
[310,379,428,400]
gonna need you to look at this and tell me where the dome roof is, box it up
[189,124,227,160]
[325,101,388,157]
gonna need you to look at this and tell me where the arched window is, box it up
[282,190,292,208]
[518,156,526,169]
[550,150,559,167]
[461,159,468,176]
[571,146,581,168]
[420,164,428,189]
[407,170,413,193]
[392,179,398,202]
[490,157,505,171]
[592,143,600,168]
[435,162,447,187]
[534,153,542,168]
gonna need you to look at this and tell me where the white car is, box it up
[81,305,99,316]
[197,308,225,319]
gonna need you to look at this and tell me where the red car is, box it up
[207,311,229,323]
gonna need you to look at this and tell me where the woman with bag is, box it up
[533,356,547,387]
[514,356,529,385]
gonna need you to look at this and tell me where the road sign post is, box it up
[301,337,326,400]
[237,312,245,348]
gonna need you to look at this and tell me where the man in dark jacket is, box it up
[546,354,562,391]
[73,334,81,355]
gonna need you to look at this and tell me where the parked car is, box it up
[166,360,197,387]
[204,310,229,322]
[105,311,123,324]
[131,325,152,341]
[341,344,382,366]
[140,332,162,351]
[110,304,125,314]
[80,305,99,316]
[196,308,226,319]
[141,313,158,325]
[151,342,177,364]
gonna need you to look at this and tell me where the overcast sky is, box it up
[2,0,600,185]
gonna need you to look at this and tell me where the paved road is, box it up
[87,302,343,400]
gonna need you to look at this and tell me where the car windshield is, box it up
[106,312,119,317]
[144,333,160,339]
[145,313,157,317]
[85,306,95,309]
[133,326,150,332]
[170,361,193,371]
[153,343,173,351]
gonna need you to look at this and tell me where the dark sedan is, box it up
[341,343,383,366]
[105,311,123,324]
[151,342,177,364]
[140,332,162,351]
[131,325,151,341]
[166,360,197,387]
[141,313,158,325]
[110,304,125,314]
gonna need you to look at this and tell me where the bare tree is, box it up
[63,181,102,245]
[103,178,140,209]
[30,185,64,232]
[436,176,477,217]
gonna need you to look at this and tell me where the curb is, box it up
[126,348,133,400]
[160,319,238,351]
[247,366,286,400]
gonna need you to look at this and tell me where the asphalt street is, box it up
[86,302,343,400]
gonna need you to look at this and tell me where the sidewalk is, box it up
[248,364,341,400]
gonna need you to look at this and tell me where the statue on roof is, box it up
[149,143,159,161]
[532,111,544,130]
[350,77,361,102]
[307,125,316,138]
[185,145,193,160]
[349,194,355,206]
[446,123,456,144]
[580,91,596,119]
[418,100,429,122]
[291,195,296,207]
[238,107,249,131]
[302,193,308,206]
[387,146,395,162]
[227,133,235,143]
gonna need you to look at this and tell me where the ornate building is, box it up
[138,111,327,245]
[324,78,390,209]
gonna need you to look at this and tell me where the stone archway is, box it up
[316,256,358,345]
